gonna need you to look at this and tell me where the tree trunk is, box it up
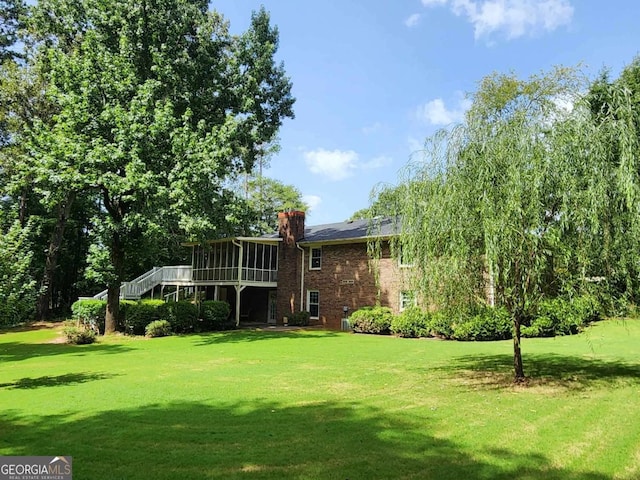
[36,191,76,320]
[18,187,28,227]
[105,231,124,335]
[105,284,120,335]
[513,315,525,382]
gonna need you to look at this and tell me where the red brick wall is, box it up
[303,242,403,329]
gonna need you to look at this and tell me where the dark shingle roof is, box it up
[299,216,398,244]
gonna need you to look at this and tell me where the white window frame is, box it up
[400,290,416,311]
[307,290,320,319]
[309,247,322,270]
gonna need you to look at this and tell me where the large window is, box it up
[310,247,322,270]
[308,290,320,319]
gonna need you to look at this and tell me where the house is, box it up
[93,211,409,330]
[273,211,405,329]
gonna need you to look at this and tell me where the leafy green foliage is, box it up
[390,307,430,338]
[162,301,198,334]
[0,219,35,326]
[145,320,172,338]
[199,301,232,331]
[71,299,107,333]
[22,0,295,333]
[288,310,310,327]
[0,0,24,62]
[241,176,309,235]
[522,296,602,338]
[63,325,97,344]
[122,300,165,336]
[452,307,512,341]
[371,65,640,379]
[350,306,393,335]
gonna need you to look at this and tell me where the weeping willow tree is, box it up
[373,66,640,381]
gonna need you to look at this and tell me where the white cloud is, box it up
[405,13,422,28]
[304,148,359,181]
[303,148,391,181]
[416,96,471,126]
[423,0,574,40]
[302,194,322,212]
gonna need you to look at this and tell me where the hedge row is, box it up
[71,299,232,335]
[350,295,602,341]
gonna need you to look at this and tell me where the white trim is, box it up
[309,247,322,270]
[399,290,416,312]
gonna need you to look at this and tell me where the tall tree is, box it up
[0,0,25,62]
[242,175,309,235]
[376,66,639,381]
[31,0,294,333]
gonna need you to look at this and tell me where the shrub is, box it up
[200,301,232,331]
[288,310,310,326]
[122,299,165,335]
[119,300,137,330]
[572,294,602,324]
[162,301,198,333]
[71,299,107,334]
[145,320,172,337]
[520,324,539,338]
[391,307,430,338]
[350,306,393,335]
[428,311,454,339]
[531,295,601,337]
[63,326,97,344]
[452,307,512,341]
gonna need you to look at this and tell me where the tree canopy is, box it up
[0,0,295,329]
[373,64,640,381]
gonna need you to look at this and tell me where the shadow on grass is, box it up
[0,321,62,333]
[435,353,640,391]
[194,329,341,345]
[0,400,611,480]
[0,372,118,390]
[0,341,134,363]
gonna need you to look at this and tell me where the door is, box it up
[268,291,277,325]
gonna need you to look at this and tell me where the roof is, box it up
[261,216,399,245]
[182,216,400,247]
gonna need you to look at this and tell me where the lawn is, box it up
[1,320,639,479]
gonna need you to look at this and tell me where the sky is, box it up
[212,0,640,226]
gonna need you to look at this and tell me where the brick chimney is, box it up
[278,210,306,246]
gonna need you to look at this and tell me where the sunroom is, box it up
[187,237,281,326]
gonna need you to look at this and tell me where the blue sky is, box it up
[213,0,640,226]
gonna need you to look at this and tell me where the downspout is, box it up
[233,239,243,327]
[297,243,305,312]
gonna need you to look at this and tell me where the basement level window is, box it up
[308,290,320,319]
[400,291,416,311]
[310,247,322,270]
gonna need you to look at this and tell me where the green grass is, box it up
[1,320,640,479]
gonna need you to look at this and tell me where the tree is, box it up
[377,66,639,381]
[0,213,35,326]
[0,0,25,62]
[350,183,405,221]
[241,176,309,235]
[31,0,294,333]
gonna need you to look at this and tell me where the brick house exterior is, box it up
[275,211,405,329]
[102,211,407,330]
